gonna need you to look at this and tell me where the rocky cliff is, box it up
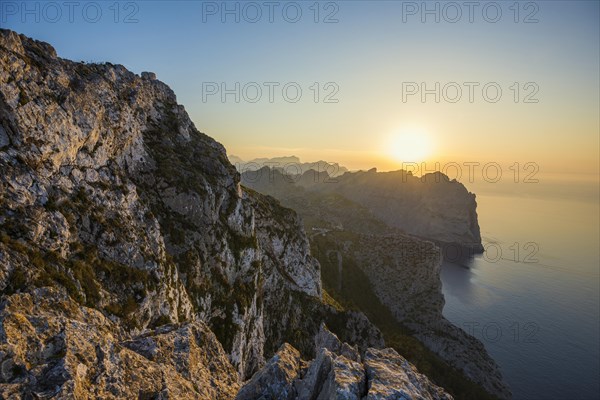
[241,167,483,253]
[315,169,483,253]
[340,235,511,399]
[0,30,457,399]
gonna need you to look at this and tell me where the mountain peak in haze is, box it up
[229,155,349,177]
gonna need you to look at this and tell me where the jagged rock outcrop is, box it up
[235,343,305,400]
[295,324,366,400]
[363,348,452,400]
[0,287,240,399]
[295,347,366,399]
[237,325,453,400]
[0,27,382,388]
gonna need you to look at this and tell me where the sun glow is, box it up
[388,129,433,163]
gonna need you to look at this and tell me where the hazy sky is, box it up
[3,0,599,174]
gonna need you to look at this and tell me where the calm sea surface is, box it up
[441,177,600,400]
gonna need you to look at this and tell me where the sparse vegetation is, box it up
[322,289,344,312]
[0,207,156,322]
[227,230,258,261]
[105,295,138,318]
[151,315,172,327]
[4,267,27,295]
[18,87,30,106]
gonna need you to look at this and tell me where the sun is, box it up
[389,129,433,163]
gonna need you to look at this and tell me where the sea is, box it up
[440,174,600,399]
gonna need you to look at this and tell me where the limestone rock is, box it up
[141,71,157,81]
[239,326,452,400]
[364,348,453,400]
[239,166,510,398]
[315,322,360,362]
[123,323,241,399]
[348,235,510,399]
[0,287,239,399]
[236,343,305,400]
[296,348,366,400]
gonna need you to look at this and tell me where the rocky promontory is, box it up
[241,166,484,254]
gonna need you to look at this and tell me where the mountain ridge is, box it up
[240,166,484,253]
[229,155,350,178]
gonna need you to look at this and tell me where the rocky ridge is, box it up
[229,155,349,178]
[241,167,483,253]
[0,27,376,382]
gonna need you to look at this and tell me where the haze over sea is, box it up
[441,174,600,400]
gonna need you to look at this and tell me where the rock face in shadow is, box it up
[348,235,511,399]
[229,155,349,177]
[237,325,454,400]
[308,169,483,253]
[241,167,483,253]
